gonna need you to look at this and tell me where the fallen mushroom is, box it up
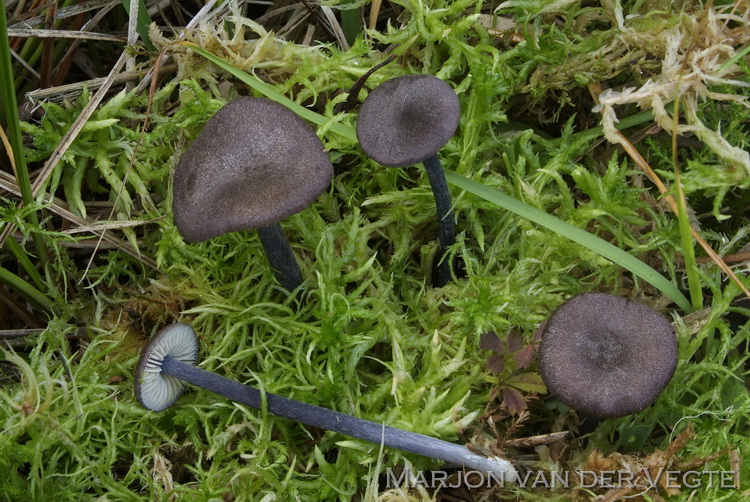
[356,75,461,287]
[173,97,333,291]
[134,323,518,481]
[538,292,678,418]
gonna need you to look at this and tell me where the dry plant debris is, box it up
[595,4,750,175]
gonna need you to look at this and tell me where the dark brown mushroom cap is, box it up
[538,292,678,418]
[356,75,460,167]
[173,97,334,243]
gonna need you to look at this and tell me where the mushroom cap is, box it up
[134,323,199,412]
[538,292,678,418]
[356,75,460,167]
[173,97,334,243]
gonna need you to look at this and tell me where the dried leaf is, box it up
[585,449,620,472]
[578,422,723,500]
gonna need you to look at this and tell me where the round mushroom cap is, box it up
[538,292,678,418]
[356,75,460,167]
[134,323,199,412]
[173,97,334,243]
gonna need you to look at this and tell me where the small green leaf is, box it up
[506,372,547,394]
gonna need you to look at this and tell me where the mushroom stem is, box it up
[256,223,303,291]
[159,355,517,481]
[422,154,458,287]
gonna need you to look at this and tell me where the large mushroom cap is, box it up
[538,292,678,418]
[134,323,199,412]
[356,75,460,167]
[173,97,334,243]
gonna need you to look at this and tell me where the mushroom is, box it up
[356,75,461,287]
[538,292,678,419]
[135,323,518,481]
[173,97,333,291]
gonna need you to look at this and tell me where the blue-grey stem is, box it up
[257,223,303,291]
[422,154,457,287]
[161,356,517,481]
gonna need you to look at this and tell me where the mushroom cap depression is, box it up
[134,323,199,412]
[356,75,460,167]
[538,293,678,418]
[173,97,334,243]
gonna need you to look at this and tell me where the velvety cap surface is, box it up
[173,97,334,242]
[538,293,677,418]
[134,323,199,412]
[356,75,460,167]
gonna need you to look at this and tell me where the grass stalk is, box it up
[179,42,358,142]
[0,7,50,270]
[3,238,46,292]
[181,44,694,312]
[671,95,703,311]
[562,108,657,145]
[340,2,362,46]
[719,43,750,73]
[0,265,53,313]
[119,0,155,51]
[443,170,694,313]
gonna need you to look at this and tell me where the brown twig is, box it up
[696,252,750,264]
[334,53,398,114]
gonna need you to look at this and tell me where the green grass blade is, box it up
[180,43,358,142]
[0,7,49,269]
[443,169,694,313]
[340,2,362,46]
[3,238,46,292]
[719,43,750,73]
[182,43,693,312]
[675,189,702,310]
[120,0,156,51]
[0,265,53,313]
[672,97,703,311]
[562,108,656,145]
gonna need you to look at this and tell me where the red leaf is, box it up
[487,354,505,374]
[502,387,527,415]
[506,330,523,352]
[513,345,535,369]
[480,331,504,352]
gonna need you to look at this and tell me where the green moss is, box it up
[2,0,749,500]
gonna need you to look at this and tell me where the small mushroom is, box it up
[134,323,518,481]
[173,97,333,291]
[356,75,461,287]
[538,292,678,418]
